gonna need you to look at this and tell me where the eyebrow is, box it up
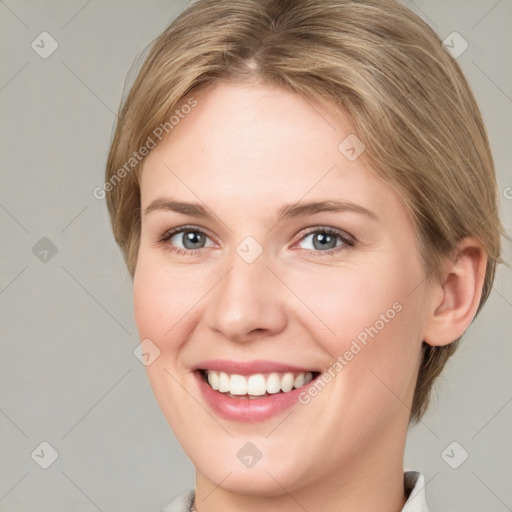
[143,197,378,222]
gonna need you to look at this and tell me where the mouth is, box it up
[191,359,324,421]
[197,369,321,399]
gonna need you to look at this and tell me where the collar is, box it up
[402,470,429,512]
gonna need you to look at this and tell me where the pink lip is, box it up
[192,359,319,375]
[191,360,320,423]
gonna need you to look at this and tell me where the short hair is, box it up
[104,0,505,424]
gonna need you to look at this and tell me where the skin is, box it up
[133,79,487,512]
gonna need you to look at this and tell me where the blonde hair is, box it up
[105,0,505,424]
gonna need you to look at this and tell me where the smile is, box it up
[201,370,318,398]
[192,361,322,422]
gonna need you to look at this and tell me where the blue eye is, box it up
[158,225,355,256]
[295,227,354,252]
[159,226,214,254]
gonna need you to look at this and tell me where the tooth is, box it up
[293,373,305,389]
[266,372,281,394]
[218,372,230,392]
[247,374,267,396]
[280,372,294,392]
[230,374,247,395]
[207,370,219,391]
[207,370,315,395]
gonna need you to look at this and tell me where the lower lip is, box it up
[194,371,318,422]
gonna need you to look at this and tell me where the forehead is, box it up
[144,79,351,169]
[140,80,402,224]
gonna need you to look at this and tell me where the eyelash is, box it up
[157,224,355,256]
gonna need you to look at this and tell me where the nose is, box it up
[204,250,288,343]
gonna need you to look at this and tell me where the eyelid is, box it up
[159,224,212,240]
[158,224,356,253]
[292,225,355,247]
[157,224,217,250]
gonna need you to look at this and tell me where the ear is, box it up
[423,237,488,347]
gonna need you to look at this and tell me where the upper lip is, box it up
[192,359,320,375]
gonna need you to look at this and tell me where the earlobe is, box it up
[423,237,488,347]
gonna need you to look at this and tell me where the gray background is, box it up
[0,1,511,511]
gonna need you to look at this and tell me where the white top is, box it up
[157,470,429,512]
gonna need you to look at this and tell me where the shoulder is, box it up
[156,489,195,512]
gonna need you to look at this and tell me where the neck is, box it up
[193,412,409,512]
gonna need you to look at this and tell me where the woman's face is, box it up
[134,80,430,496]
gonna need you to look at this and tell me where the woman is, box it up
[104,1,505,510]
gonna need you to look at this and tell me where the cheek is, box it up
[288,255,425,409]
[133,269,166,342]
[286,253,422,343]
[133,251,200,343]
[132,257,199,428]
